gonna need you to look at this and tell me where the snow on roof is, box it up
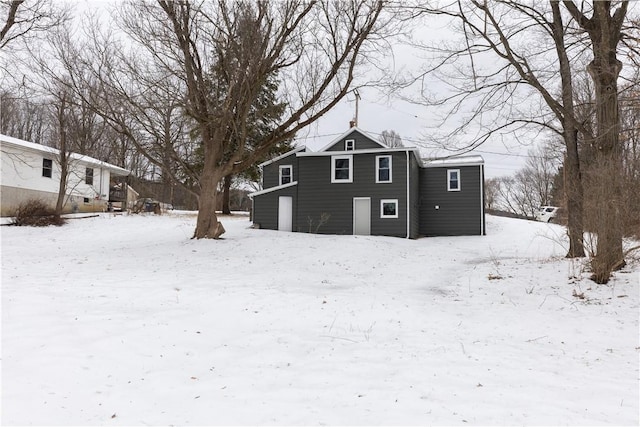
[258,145,306,167]
[421,155,484,168]
[1,133,130,176]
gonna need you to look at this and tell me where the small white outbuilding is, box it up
[0,133,130,216]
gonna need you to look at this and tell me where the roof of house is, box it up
[258,145,306,168]
[255,128,484,172]
[422,155,484,168]
[316,126,388,152]
[0,133,131,176]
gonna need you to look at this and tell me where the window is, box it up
[345,139,355,151]
[376,155,392,183]
[42,158,52,178]
[447,169,460,191]
[83,197,90,204]
[331,155,353,183]
[279,165,292,185]
[86,167,94,185]
[380,199,398,218]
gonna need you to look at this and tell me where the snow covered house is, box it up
[250,127,486,238]
[0,133,130,216]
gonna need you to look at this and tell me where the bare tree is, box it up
[619,74,640,238]
[564,1,629,283]
[484,177,500,211]
[50,88,71,216]
[0,89,48,142]
[379,129,404,147]
[490,143,561,218]
[399,1,614,258]
[68,0,392,239]
[0,0,69,50]
[525,141,562,208]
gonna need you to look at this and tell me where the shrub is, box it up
[12,199,66,227]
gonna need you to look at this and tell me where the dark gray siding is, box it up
[252,185,298,231]
[419,165,484,236]
[325,129,385,152]
[296,151,409,236]
[262,153,299,189]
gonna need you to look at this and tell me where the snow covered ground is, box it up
[1,212,638,426]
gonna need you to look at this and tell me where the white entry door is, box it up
[278,196,293,231]
[353,197,371,235]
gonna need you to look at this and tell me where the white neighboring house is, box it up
[0,133,130,217]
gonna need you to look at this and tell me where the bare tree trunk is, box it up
[563,130,585,257]
[193,173,225,239]
[588,58,625,282]
[551,1,585,258]
[54,93,68,217]
[222,174,232,215]
[193,132,225,239]
[564,0,628,283]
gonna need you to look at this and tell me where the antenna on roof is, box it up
[352,88,361,127]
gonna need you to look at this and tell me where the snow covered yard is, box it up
[1,213,638,426]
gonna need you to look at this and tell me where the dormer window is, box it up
[345,139,355,151]
[279,165,292,185]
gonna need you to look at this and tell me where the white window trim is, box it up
[279,165,292,185]
[375,155,392,183]
[380,199,399,218]
[447,169,461,192]
[345,139,355,151]
[331,155,353,183]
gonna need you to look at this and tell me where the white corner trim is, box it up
[480,164,485,236]
[406,150,410,238]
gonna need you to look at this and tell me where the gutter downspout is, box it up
[406,150,410,239]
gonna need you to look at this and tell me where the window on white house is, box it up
[42,158,52,178]
[86,167,94,185]
[83,197,90,204]
[279,165,292,185]
[376,155,392,183]
[331,155,353,183]
[345,139,355,151]
[380,199,398,218]
[447,169,460,191]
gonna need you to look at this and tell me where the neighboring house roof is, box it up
[258,145,306,167]
[316,126,387,152]
[0,133,130,176]
[422,155,484,168]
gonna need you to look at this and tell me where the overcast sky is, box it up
[73,0,566,179]
[301,93,531,179]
